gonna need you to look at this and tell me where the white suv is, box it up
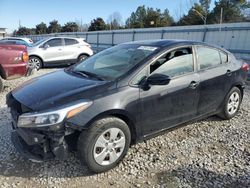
[28,37,93,70]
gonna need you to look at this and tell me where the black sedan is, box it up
[7,40,249,173]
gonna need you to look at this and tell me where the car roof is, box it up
[124,39,205,47]
[46,36,84,40]
[123,39,230,54]
[3,37,33,43]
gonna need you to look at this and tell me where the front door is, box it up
[138,46,200,135]
[43,38,64,62]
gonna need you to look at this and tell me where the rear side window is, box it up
[196,46,221,69]
[65,38,78,45]
[220,51,228,63]
[45,38,62,47]
[150,47,194,78]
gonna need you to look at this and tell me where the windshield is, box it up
[32,38,48,46]
[73,44,158,80]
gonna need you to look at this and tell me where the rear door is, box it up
[42,38,64,62]
[62,38,80,62]
[195,45,231,115]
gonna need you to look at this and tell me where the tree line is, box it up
[15,0,250,36]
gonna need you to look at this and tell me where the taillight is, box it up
[22,52,29,62]
[242,62,250,72]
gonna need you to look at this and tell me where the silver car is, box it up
[28,37,93,70]
[1,37,33,45]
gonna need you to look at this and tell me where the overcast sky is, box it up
[0,0,217,33]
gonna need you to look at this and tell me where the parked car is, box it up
[28,37,93,70]
[1,37,33,45]
[7,40,249,173]
[247,62,250,81]
[0,44,31,91]
[0,39,31,47]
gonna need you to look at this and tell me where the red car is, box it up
[0,44,30,91]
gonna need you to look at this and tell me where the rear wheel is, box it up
[77,54,88,62]
[218,87,242,120]
[29,56,42,70]
[77,117,131,173]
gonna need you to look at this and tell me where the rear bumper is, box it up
[2,62,29,79]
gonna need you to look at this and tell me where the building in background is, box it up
[0,28,7,39]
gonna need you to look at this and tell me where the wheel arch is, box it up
[235,84,244,98]
[29,55,44,65]
[0,65,7,79]
[83,109,138,144]
[77,53,90,59]
[232,83,244,100]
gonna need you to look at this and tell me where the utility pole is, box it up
[81,18,83,32]
[18,19,21,28]
[219,8,223,32]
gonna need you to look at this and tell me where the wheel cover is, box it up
[227,91,240,115]
[79,55,87,62]
[93,128,126,166]
[29,58,41,70]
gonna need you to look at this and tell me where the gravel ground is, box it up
[0,69,249,188]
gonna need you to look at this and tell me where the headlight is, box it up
[17,101,92,128]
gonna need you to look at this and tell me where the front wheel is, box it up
[77,117,131,173]
[218,87,242,120]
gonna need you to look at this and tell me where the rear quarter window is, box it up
[196,46,221,70]
[220,51,228,63]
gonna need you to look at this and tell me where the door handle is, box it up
[226,70,232,76]
[189,81,199,89]
[58,48,62,51]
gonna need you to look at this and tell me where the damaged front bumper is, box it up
[7,93,88,162]
[11,122,73,162]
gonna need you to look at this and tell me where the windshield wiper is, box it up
[73,70,90,78]
[73,70,104,81]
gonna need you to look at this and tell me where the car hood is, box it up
[12,70,112,111]
[27,46,37,53]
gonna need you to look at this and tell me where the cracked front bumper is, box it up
[11,122,70,162]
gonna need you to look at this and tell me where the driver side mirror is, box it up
[147,73,171,85]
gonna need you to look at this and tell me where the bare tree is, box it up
[107,12,123,30]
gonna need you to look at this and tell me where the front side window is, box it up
[196,46,221,69]
[73,44,158,80]
[65,38,78,45]
[45,38,62,47]
[150,47,194,78]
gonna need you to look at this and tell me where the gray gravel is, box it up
[0,69,249,188]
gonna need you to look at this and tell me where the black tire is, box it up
[77,117,131,173]
[29,56,42,70]
[77,54,88,62]
[0,77,3,92]
[218,87,242,120]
